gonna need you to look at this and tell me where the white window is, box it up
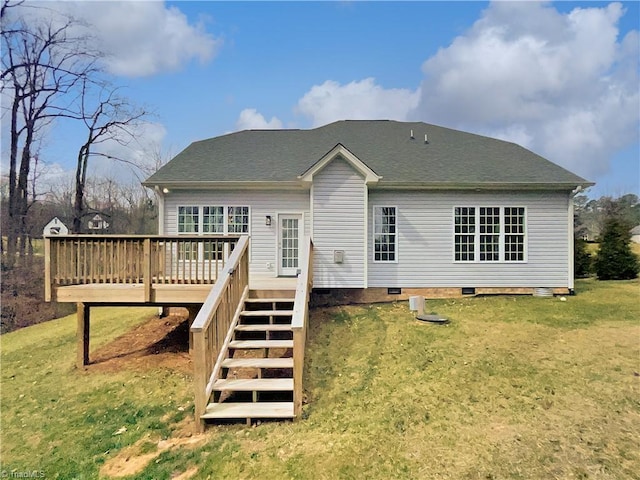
[479,207,500,262]
[177,205,249,260]
[178,206,199,233]
[504,207,526,262]
[203,206,224,233]
[454,207,476,262]
[454,206,526,262]
[177,205,249,236]
[373,206,397,262]
[227,206,249,234]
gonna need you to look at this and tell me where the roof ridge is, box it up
[145,119,593,188]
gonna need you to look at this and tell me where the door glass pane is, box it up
[281,218,299,269]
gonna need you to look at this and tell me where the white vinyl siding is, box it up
[368,190,570,288]
[312,158,366,288]
[165,190,309,277]
[164,187,570,289]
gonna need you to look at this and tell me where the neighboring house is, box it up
[144,120,593,297]
[42,217,69,236]
[631,226,640,244]
[87,214,110,232]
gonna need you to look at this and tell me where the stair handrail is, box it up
[291,237,314,417]
[191,235,250,432]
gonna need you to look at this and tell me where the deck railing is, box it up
[191,235,250,432]
[292,237,314,417]
[44,235,239,301]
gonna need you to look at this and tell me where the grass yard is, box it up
[586,241,640,257]
[1,279,639,479]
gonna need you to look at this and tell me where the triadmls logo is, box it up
[1,471,46,479]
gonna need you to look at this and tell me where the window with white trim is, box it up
[454,207,475,261]
[177,205,249,235]
[227,206,249,234]
[479,207,500,261]
[178,206,199,233]
[373,206,397,262]
[177,205,249,260]
[504,207,526,261]
[454,206,526,262]
[203,206,224,233]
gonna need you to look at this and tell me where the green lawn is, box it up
[587,241,640,257]
[1,279,639,479]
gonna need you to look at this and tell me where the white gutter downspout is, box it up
[155,186,166,235]
[568,186,582,293]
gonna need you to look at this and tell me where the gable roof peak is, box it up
[299,142,381,185]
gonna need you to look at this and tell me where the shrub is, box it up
[574,238,592,278]
[594,217,640,280]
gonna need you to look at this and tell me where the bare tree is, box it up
[72,80,148,233]
[1,1,98,264]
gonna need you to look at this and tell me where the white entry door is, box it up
[278,214,302,276]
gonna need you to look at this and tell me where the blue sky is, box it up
[6,1,640,198]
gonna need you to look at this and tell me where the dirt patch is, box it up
[88,312,192,374]
[100,419,206,478]
[100,449,158,478]
[172,467,199,480]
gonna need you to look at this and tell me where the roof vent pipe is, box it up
[410,129,414,139]
[424,133,429,144]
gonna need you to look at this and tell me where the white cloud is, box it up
[235,109,283,130]
[413,1,639,180]
[295,78,420,127]
[23,1,220,77]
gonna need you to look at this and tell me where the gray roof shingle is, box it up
[145,120,593,188]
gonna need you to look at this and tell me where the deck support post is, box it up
[44,237,52,302]
[187,305,200,357]
[77,302,90,368]
[143,238,152,302]
[193,330,207,434]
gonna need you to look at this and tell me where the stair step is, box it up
[222,357,294,369]
[202,402,294,419]
[235,324,292,332]
[213,378,293,391]
[245,298,294,303]
[229,340,293,349]
[241,310,294,316]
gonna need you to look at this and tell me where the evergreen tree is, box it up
[574,238,592,278]
[594,217,639,280]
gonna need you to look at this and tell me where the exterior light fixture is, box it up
[265,215,272,226]
[162,187,170,194]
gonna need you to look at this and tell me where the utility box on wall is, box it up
[333,250,344,264]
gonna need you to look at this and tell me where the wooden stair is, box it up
[202,402,294,419]
[202,294,296,424]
